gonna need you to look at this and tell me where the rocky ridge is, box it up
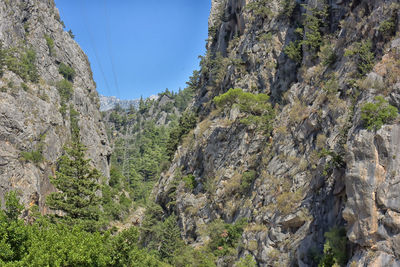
[0,0,110,212]
[154,0,400,265]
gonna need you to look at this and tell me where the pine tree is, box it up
[46,138,101,229]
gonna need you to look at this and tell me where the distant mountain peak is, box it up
[99,95,158,111]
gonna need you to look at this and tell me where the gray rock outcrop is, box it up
[154,0,400,265]
[0,0,110,211]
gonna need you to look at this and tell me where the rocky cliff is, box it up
[154,0,400,265]
[0,0,110,212]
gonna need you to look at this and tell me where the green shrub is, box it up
[166,111,197,159]
[246,0,272,18]
[379,17,396,38]
[58,62,75,81]
[236,254,257,267]
[214,88,275,133]
[68,29,75,39]
[199,52,229,87]
[319,43,337,66]
[284,41,302,63]
[301,4,328,52]
[183,174,197,190]
[5,47,38,82]
[282,0,296,17]
[44,34,55,56]
[20,150,43,164]
[59,103,67,117]
[361,96,398,130]
[207,218,247,256]
[345,41,375,76]
[318,227,348,267]
[56,79,73,103]
[21,82,29,92]
[240,170,256,194]
[0,42,5,77]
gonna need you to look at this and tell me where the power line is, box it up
[79,0,112,96]
[103,0,121,98]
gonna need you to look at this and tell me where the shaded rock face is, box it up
[0,0,110,211]
[154,0,400,265]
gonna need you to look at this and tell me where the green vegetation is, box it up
[166,111,197,159]
[361,96,398,130]
[246,0,272,18]
[199,52,229,87]
[318,227,348,267]
[207,218,247,256]
[19,134,46,164]
[240,170,256,194]
[20,150,43,164]
[0,42,5,77]
[56,78,74,103]
[284,40,302,63]
[44,34,55,56]
[214,88,275,133]
[301,4,328,52]
[319,43,337,66]
[46,137,102,231]
[283,3,328,62]
[282,0,296,18]
[4,47,38,82]
[20,82,29,92]
[379,17,396,38]
[344,40,375,76]
[183,174,197,190]
[236,255,257,267]
[68,29,75,39]
[58,62,75,81]
[101,167,132,220]
[0,192,167,266]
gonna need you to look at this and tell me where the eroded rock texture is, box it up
[0,0,110,211]
[154,0,400,265]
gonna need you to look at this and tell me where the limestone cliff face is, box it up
[155,0,400,265]
[0,0,110,211]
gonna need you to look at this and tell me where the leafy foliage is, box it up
[4,47,38,82]
[58,62,75,81]
[318,227,348,267]
[0,192,28,263]
[282,0,296,18]
[207,218,247,256]
[236,254,257,267]
[361,96,398,130]
[46,138,102,231]
[240,170,256,194]
[44,34,55,56]
[246,0,272,18]
[344,41,375,76]
[379,18,396,38]
[183,174,197,190]
[284,40,302,63]
[199,52,229,87]
[20,150,43,164]
[56,78,74,103]
[19,134,46,164]
[214,88,275,133]
[0,193,167,266]
[166,111,197,159]
[301,4,328,52]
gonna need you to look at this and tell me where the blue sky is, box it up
[54,0,211,100]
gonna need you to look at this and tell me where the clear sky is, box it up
[54,0,211,100]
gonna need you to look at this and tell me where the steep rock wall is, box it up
[155,0,400,265]
[0,0,110,212]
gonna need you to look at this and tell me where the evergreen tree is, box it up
[46,139,102,230]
